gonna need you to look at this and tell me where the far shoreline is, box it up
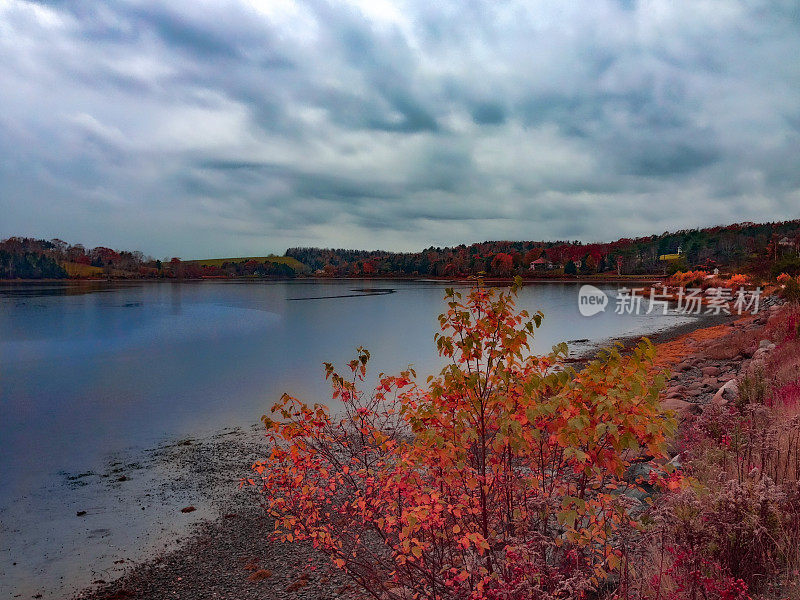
[2,274,669,285]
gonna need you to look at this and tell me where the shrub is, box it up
[643,481,779,597]
[780,277,800,303]
[725,274,749,288]
[765,303,800,343]
[771,256,800,279]
[738,367,770,409]
[249,281,674,600]
[668,271,710,288]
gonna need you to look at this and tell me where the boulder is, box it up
[712,379,738,406]
[662,397,700,417]
[701,366,720,377]
[663,385,685,398]
[666,453,683,470]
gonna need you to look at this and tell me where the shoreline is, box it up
[1,275,668,285]
[66,305,769,600]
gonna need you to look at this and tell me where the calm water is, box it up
[0,279,698,597]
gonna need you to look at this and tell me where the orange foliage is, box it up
[250,280,674,599]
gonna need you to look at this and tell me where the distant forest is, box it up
[288,219,800,279]
[0,238,301,280]
[2,219,799,280]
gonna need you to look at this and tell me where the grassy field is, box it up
[184,256,308,272]
[62,262,105,277]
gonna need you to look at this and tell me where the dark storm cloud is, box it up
[471,102,506,126]
[2,0,800,257]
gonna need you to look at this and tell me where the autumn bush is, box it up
[725,274,749,288]
[250,281,676,600]
[667,271,753,295]
[667,271,711,288]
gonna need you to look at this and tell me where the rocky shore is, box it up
[71,301,784,600]
[654,295,783,418]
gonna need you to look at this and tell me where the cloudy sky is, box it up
[1,0,799,258]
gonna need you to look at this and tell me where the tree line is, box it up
[287,219,800,278]
[3,218,799,280]
[0,237,302,280]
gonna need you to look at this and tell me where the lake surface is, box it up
[0,279,699,597]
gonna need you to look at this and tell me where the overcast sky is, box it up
[1,0,799,258]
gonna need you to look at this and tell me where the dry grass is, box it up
[703,327,762,360]
[184,255,308,272]
[62,261,104,277]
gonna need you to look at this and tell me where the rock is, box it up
[662,397,700,417]
[712,379,738,405]
[723,380,739,400]
[666,453,683,470]
[663,385,685,398]
[759,339,771,349]
[627,461,655,482]
[77,510,87,517]
[181,506,196,513]
[701,366,720,377]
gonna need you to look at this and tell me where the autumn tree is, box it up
[251,281,674,599]
[491,252,514,277]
